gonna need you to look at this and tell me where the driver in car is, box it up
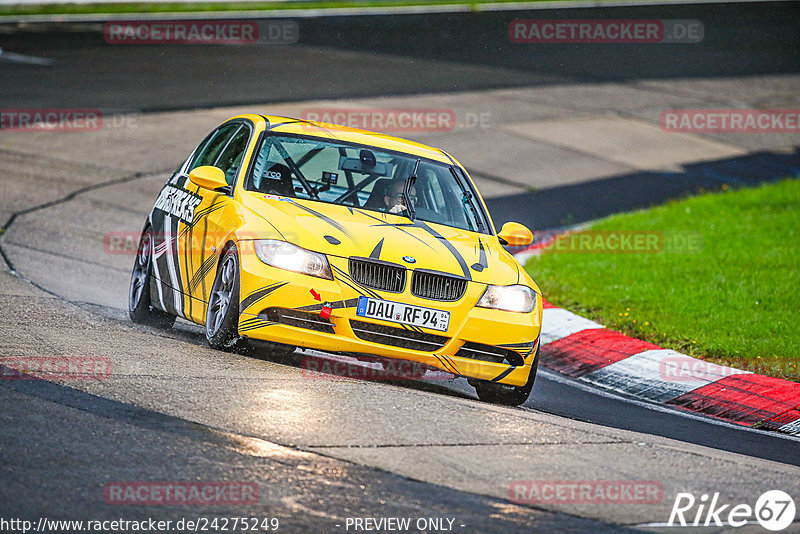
[384,179,417,214]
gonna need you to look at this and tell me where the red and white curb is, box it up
[514,247,800,436]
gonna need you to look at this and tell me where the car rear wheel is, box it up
[206,245,242,350]
[128,227,176,329]
[473,343,540,406]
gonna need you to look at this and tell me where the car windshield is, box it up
[246,134,491,234]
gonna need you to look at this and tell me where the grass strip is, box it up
[526,179,800,382]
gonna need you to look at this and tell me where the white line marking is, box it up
[0,47,54,66]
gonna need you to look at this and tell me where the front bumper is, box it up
[236,252,542,387]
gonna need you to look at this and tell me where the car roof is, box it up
[227,114,455,165]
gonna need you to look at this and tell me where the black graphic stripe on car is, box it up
[498,341,536,357]
[492,365,516,382]
[290,202,358,242]
[369,238,384,260]
[357,211,435,251]
[331,265,383,300]
[439,353,460,374]
[491,367,515,383]
[199,218,209,302]
[239,318,276,332]
[239,281,289,313]
[416,220,472,281]
[471,238,488,272]
[189,252,218,293]
[433,354,458,375]
[179,197,225,237]
[184,218,193,319]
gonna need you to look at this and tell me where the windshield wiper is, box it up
[450,167,486,233]
[404,159,420,221]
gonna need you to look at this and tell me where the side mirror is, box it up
[189,166,229,192]
[498,222,534,247]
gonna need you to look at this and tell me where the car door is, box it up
[183,121,254,324]
[149,121,252,323]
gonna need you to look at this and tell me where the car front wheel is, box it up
[472,343,540,406]
[206,245,242,350]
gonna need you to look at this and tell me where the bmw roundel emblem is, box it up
[402,256,416,264]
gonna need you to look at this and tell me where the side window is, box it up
[188,123,240,172]
[250,139,271,188]
[418,163,469,228]
[422,167,445,212]
[213,125,251,185]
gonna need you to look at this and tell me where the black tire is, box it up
[128,227,176,329]
[473,343,540,406]
[206,245,242,350]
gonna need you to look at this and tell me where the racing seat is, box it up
[256,163,294,197]
[363,178,392,210]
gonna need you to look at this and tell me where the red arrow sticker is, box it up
[310,289,321,301]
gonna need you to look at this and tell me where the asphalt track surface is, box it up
[1,2,800,532]
[1,2,799,110]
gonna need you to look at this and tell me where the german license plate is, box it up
[356,296,449,332]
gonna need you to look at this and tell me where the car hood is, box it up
[241,193,525,286]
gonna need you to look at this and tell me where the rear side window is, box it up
[214,125,251,185]
[188,123,240,172]
[187,122,252,186]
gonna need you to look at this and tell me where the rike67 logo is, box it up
[668,490,795,530]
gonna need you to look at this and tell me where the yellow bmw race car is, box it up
[129,114,543,405]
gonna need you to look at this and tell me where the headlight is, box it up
[253,240,332,280]
[476,284,537,313]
